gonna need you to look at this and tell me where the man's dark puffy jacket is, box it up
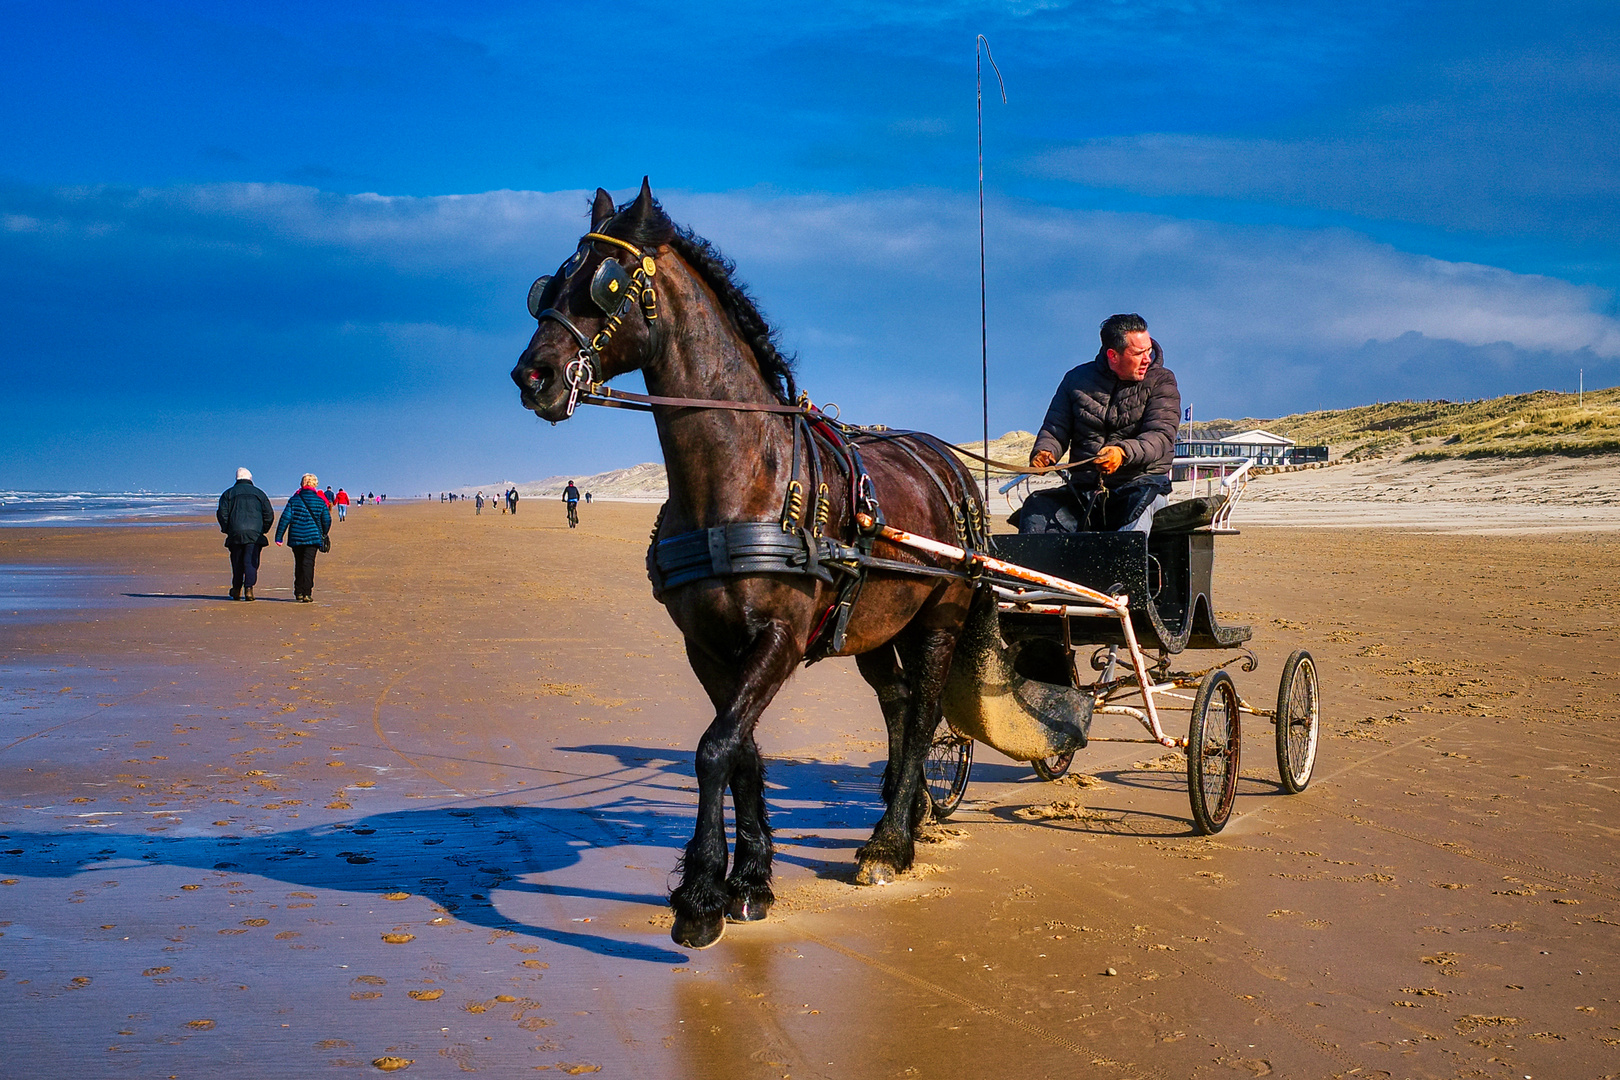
[275,487,332,547]
[217,480,274,549]
[1030,343,1181,489]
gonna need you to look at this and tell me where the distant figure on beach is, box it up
[275,473,332,603]
[217,467,273,601]
[508,488,520,515]
[476,491,485,515]
[500,487,508,514]
[322,485,336,507]
[335,487,350,521]
[563,481,580,528]
[585,491,592,504]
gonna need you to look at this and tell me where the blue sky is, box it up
[2,0,1617,493]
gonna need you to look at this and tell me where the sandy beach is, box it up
[2,494,1618,1078]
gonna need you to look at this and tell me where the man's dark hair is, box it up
[1100,313,1148,355]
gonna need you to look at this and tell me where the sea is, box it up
[0,491,221,527]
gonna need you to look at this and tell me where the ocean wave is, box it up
[0,493,218,526]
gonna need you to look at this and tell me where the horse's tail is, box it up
[941,586,1092,762]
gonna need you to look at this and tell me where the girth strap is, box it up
[649,521,836,597]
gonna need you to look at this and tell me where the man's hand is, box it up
[1030,449,1056,470]
[1094,446,1125,475]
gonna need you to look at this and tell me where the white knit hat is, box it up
[236,467,252,481]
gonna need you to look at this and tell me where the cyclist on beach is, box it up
[563,481,580,528]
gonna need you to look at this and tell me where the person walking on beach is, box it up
[476,491,485,515]
[509,488,520,515]
[563,481,580,528]
[323,485,336,507]
[275,473,332,603]
[335,487,350,521]
[217,467,273,601]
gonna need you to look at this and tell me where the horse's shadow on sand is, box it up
[0,744,949,964]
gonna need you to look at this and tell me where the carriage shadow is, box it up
[0,744,917,963]
[983,764,1292,838]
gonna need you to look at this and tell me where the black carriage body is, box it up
[991,530,1251,655]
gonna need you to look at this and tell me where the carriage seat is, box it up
[1149,494,1227,534]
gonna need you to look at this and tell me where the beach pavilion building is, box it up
[1172,428,1329,483]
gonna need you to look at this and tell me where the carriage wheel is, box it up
[1031,750,1075,782]
[1187,670,1241,834]
[924,719,973,819]
[1274,649,1319,794]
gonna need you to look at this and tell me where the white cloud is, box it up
[5,179,1617,434]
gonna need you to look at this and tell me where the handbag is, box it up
[319,533,332,553]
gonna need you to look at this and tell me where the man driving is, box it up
[1018,313,1181,534]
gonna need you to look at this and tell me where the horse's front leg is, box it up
[722,730,774,924]
[856,626,957,886]
[671,621,799,949]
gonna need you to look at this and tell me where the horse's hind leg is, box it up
[672,622,798,949]
[855,645,909,805]
[856,626,956,886]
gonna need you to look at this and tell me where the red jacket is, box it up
[335,490,350,505]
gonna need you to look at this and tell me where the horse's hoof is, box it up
[854,859,896,886]
[725,894,773,923]
[671,911,725,950]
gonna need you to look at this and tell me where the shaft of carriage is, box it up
[856,513,1179,748]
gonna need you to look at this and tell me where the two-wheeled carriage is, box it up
[884,476,1321,835]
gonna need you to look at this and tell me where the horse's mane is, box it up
[609,196,799,407]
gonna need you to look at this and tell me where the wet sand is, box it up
[2,500,1617,1078]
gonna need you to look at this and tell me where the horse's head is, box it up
[512,178,674,422]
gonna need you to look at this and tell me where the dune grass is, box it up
[1191,386,1620,460]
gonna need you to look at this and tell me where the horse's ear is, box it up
[591,188,615,229]
[627,177,657,224]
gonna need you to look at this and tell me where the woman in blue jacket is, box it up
[275,473,332,603]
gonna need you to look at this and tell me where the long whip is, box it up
[976,34,1006,507]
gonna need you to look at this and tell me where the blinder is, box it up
[526,275,553,320]
[589,258,634,315]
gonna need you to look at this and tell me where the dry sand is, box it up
[2,495,1617,1078]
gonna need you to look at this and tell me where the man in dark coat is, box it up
[217,467,274,600]
[1019,313,1181,534]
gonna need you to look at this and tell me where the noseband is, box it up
[532,231,664,416]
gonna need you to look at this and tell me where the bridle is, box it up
[529,230,664,416]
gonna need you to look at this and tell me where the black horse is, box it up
[512,181,985,949]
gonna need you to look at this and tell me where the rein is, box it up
[576,385,1076,475]
[533,227,1078,478]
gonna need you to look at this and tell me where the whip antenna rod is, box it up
[976,34,1006,506]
